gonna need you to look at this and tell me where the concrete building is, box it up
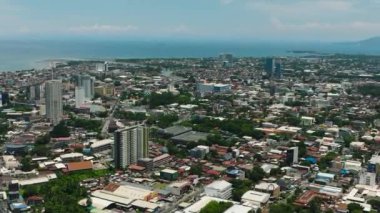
[113,125,149,168]
[160,169,178,181]
[359,171,376,186]
[241,190,270,207]
[265,58,275,78]
[196,83,231,95]
[286,147,299,165]
[2,155,20,170]
[301,116,315,126]
[254,182,281,198]
[94,85,114,97]
[137,158,154,171]
[204,180,232,199]
[78,75,95,100]
[84,139,113,154]
[168,181,191,196]
[75,86,85,108]
[45,80,63,125]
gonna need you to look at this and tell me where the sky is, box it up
[2,0,380,42]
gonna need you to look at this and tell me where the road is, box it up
[162,187,203,213]
[100,99,119,137]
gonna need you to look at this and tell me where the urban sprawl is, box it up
[0,54,380,213]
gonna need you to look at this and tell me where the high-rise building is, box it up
[45,80,63,125]
[113,125,149,169]
[265,58,275,78]
[75,87,85,108]
[286,147,299,165]
[1,92,9,106]
[28,84,41,101]
[79,75,95,100]
[75,75,95,100]
[274,62,282,79]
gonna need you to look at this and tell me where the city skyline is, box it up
[2,0,380,41]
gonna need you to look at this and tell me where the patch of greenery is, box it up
[200,201,233,213]
[22,170,111,213]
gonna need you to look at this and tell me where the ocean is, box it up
[1,40,380,71]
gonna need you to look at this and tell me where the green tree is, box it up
[249,166,266,183]
[269,203,294,213]
[200,201,233,213]
[347,203,364,213]
[190,163,203,176]
[21,156,33,171]
[50,121,70,138]
[35,134,51,145]
[297,141,307,158]
[368,199,380,211]
[32,145,50,157]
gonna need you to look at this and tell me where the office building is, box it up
[113,125,149,168]
[286,147,299,165]
[76,75,95,100]
[45,80,63,125]
[75,86,85,108]
[28,84,41,101]
[274,62,282,79]
[205,180,232,199]
[1,92,9,106]
[81,75,95,100]
[265,58,275,78]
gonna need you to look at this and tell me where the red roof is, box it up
[128,164,145,171]
[207,170,220,176]
[65,161,93,172]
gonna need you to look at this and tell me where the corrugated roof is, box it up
[66,161,93,172]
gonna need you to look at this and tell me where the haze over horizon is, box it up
[2,0,380,42]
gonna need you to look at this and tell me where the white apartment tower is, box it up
[75,86,85,108]
[113,125,149,169]
[78,75,95,100]
[45,80,63,125]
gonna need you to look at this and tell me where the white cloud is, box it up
[220,0,234,5]
[69,24,138,33]
[246,0,355,16]
[172,24,191,33]
[270,18,380,39]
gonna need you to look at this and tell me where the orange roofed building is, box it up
[64,161,93,173]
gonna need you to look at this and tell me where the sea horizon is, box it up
[1,39,380,72]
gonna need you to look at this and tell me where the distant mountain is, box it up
[339,36,380,47]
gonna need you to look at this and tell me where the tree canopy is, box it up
[200,201,233,213]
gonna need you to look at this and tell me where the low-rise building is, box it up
[254,182,280,198]
[160,169,178,181]
[241,190,270,207]
[204,180,232,199]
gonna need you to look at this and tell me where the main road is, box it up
[100,99,119,137]
[162,187,204,213]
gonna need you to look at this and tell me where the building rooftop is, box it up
[241,190,270,204]
[161,125,192,136]
[224,204,253,213]
[171,131,209,143]
[254,182,279,191]
[205,180,232,191]
[184,196,237,213]
[161,168,177,174]
[66,161,93,172]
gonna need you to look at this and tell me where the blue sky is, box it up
[1,0,380,41]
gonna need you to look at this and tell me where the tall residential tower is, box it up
[45,80,63,125]
[113,125,149,169]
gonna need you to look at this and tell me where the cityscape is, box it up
[1,1,380,213]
